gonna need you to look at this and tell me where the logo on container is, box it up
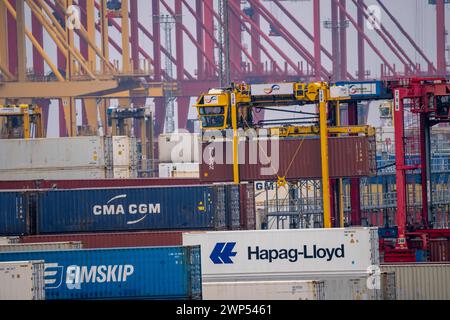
[44,263,135,290]
[92,194,161,225]
[204,96,218,104]
[264,84,281,94]
[210,242,237,264]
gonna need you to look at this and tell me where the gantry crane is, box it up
[195,81,376,228]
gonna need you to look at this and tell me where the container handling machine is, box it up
[194,78,450,262]
[0,104,43,139]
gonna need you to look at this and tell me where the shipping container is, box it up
[0,237,20,245]
[183,228,379,281]
[202,280,325,300]
[0,136,137,181]
[0,241,82,252]
[239,183,256,230]
[381,263,450,300]
[35,185,225,234]
[200,136,377,182]
[20,231,184,248]
[0,191,32,236]
[158,133,200,163]
[202,273,395,300]
[0,246,202,300]
[158,163,199,178]
[0,178,205,190]
[429,239,450,262]
[1,184,255,236]
[0,260,45,300]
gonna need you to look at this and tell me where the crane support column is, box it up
[319,88,332,228]
[231,93,239,184]
[394,88,407,249]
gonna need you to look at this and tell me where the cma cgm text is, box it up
[92,203,161,215]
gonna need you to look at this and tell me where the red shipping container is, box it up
[0,178,204,190]
[20,231,184,248]
[200,136,376,182]
[429,239,450,262]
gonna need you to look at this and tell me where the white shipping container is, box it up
[183,228,379,281]
[158,163,199,178]
[381,263,450,300]
[0,137,106,171]
[0,237,20,245]
[0,261,45,300]
[0,242,83,252]
[202,274,390,300]
[203,280,325,300]
[0,168,106,180]
[158,133,200,163]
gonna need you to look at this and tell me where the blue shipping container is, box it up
[0,192,29,235]
[37,185,226,234]
[0,246,202,300]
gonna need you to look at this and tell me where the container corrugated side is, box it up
[36,185,223,233]
[0,178,205,190]
[0,260,45,300]
[0,246,202,300]
[202,280,325,300]
[20,231,184,248]
[0,241,83,252]
[0,192,30,236]
[381,263,450,300]
[200,136,376,182]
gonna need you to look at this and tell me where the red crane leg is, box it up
[195,0,204,79]
[175,0,184,81]
[203,0,215,77]
[177,97,191,130]
[339,0,347,80]
[313,0,321,80]
[357,0,365,80]
[436,0,446,75]
[228,0,242,76]
[154,97,166,135]
[152,0,162,81]
[250,4,261,73]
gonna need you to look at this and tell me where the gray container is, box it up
[381,263,450,300]
[0,242,83,252]
[0,260,45,300]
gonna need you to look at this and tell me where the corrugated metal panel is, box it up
[36,185,222,233]
[226,185,241,229]
[0,242,83,252]
[240,183,256,230]
[0,178,206,190]
[429,239,450,262]
[20,231,184,248]
[0,246,202,300]
[0,137,106,171]
[202,280,325,300]
[0,168,106,180]
[200,136,376,182]
[0,192,30,236]
[0,260,45,300]
[381,263,450,300]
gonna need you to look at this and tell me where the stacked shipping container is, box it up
[0,183,256,236]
